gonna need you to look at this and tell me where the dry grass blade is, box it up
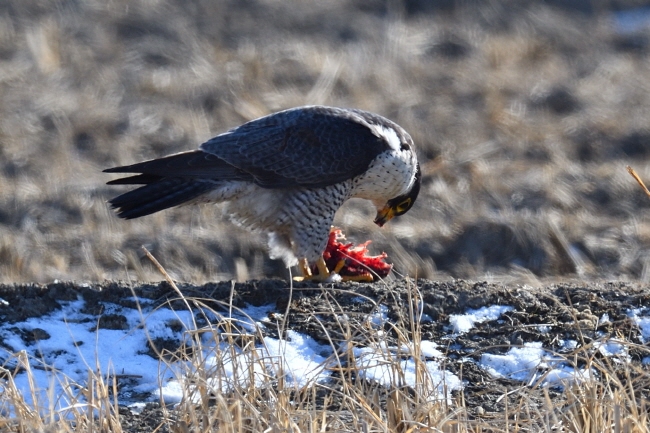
[0,351,124,433]
[626,165,650,199]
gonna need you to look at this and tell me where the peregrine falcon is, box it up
[104,106,421,281]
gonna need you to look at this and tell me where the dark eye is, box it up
[395,198,412,214]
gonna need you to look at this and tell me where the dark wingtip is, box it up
[103,165,138,174]
[106,174,162,185]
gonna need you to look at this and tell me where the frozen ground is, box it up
[2,278,650,429]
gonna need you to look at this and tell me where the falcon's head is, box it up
[374,163,422,227]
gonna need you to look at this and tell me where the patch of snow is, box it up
[0,299,195,414]
[262,330,332,386]
[449,305,513,334]
[394,340,445,359]
[628,309,650,343]
[353,345,461,401]
[367,304,389,328]
[160,329,335,405]
[595,339,630,361]
[480,342,546,382]
[419,340,445,358]
[479,342,591,387]
[559,339,578,351]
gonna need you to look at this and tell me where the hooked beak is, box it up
[374,205,395,228]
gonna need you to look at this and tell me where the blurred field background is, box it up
[2,0,650,284]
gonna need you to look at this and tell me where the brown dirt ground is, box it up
[2,0,650,283]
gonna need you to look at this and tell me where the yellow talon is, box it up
[332,259,346,274]
[294,257,332,282]
[299,258,312,278]
[316,256,330,277]
[342,273,374,282]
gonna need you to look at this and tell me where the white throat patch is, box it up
[372,125,402,151]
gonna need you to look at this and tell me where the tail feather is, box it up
[108,178,215,219]
[106,174,161,185]
[104,150,249,219]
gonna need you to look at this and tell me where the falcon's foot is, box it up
[294,257,373,282]
[294,257,339,282]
